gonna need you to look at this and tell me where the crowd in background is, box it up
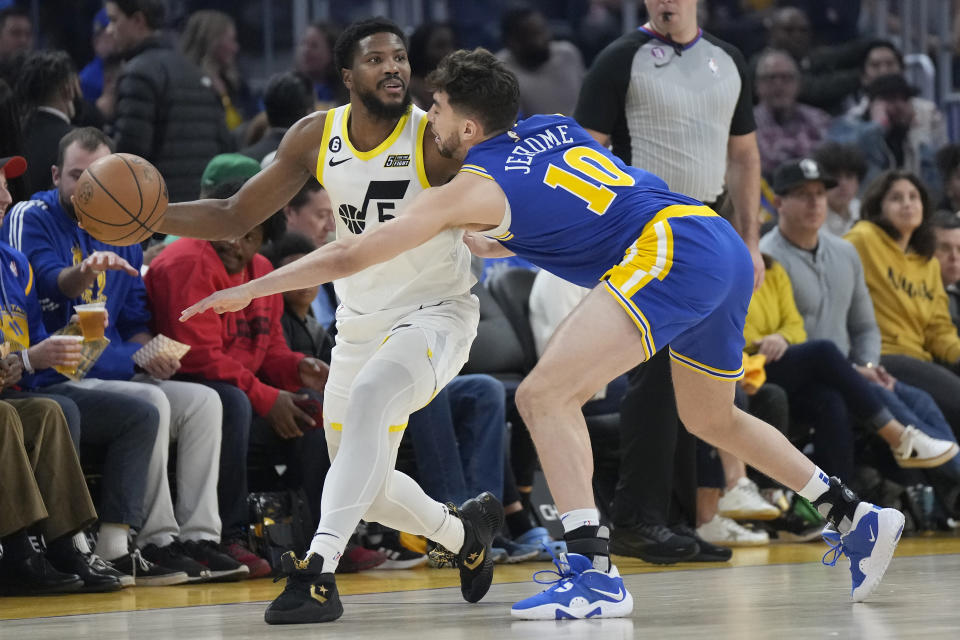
[3,0,960,598]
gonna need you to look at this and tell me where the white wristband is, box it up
[19,349,34,373]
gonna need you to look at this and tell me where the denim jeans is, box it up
[15,384,160,529]
[406,374,506,505]
[874,382,960,483]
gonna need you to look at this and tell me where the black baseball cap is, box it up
[865,73,919,100]
[0,156,26,179]
[772,158,837,195]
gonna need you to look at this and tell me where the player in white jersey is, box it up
[154,19,503,625]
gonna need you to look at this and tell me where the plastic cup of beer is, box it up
[52,335,86,377]
[75,303,107,341]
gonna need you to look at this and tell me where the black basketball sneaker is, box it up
[428,491,505,603]
[264,552,343,625]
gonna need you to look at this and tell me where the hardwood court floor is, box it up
[2,535,959,639]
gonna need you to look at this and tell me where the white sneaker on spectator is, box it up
[696,515,769,547]
[717,478,781,520]
[892,425,959,468]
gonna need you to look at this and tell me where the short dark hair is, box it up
[287,178,324,210]
[500,4,537,43]
[861,170,935,259]
[936,144,960,182]
[0,6,30,31]
[427,48,519,136]
[932,210,960,230]
[333,17,407,72]
[262,231,317,269]
[264,71,314,128]
[813,142,868,181]
[861,39,904,73]
[209,178,288,245]
[57,127,114,169]
[15,50,75,111]
[110,0,165,30]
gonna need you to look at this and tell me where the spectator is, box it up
[106,0,232,203]
[0,153,175,587]
[573,0,761,564]
[935,144,960,215]
[814,141,868,237]
[239,71,314,165]
[496,4,584,117]
[831,74,941,194]
[847,40,947,158]
[753,48,831,178]
[933,211,960,330]
[79,9,115,104]
[0,396,110,595]
[845,171,960,437]
[0,5,31,63]
[263,231,334,364]
[180,10,250,131]
[408,22,457,111]
[764,6,863,114]
[0,79,26,203]
[295,21,346,106]
[281,179,337,331]
[15,50,79,195]
[144,177,331,552]
[4,127,248,582]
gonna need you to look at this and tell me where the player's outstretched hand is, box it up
[180,285,254,321]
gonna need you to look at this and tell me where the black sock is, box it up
[0,529,38,561]
[506,508,539,539]
[812,477,861,534]
[562,525,610,572]
[45,535,79,562]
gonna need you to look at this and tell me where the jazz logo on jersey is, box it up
[384,154,410,168]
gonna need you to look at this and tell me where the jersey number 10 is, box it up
[543,146,635,215]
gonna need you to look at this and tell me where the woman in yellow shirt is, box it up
[845,170,960,437]
[745,256,956,474]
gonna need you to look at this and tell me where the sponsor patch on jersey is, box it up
[384,154,411,168]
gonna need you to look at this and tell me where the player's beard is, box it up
[436,131,461,159]
[356,81,412,122]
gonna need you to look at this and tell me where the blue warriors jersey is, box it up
[463,115,702,288]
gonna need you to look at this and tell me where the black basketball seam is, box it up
[139,175,166,231]
[75,200,152,243]
[116,154,145,218]
[87,168,153,233]
[83,168,155,241]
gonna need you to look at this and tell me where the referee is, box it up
[574,0,763,561]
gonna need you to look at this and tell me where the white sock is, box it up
[308,526,347,573]
[95,524,130,561]
[560,508,601,534]
[797,467,830,503]
[428,504,465,553]
[73,532,92,554]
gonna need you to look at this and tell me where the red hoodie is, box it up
[145,238,304,416]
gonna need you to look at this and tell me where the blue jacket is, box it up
[3,189,149,384]
[0,241,49,389]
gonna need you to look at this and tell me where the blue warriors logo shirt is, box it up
[464,114,703,288]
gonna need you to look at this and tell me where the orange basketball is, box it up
[73,153,168,246]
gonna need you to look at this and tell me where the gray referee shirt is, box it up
[575,27,755,202]
[759,226,882,365]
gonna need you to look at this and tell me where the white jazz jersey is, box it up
[315,104,475,313]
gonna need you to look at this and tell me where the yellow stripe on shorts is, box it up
[327,421,409,433]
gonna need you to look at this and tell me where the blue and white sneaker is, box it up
[511,553,633,620]
[821,503,905,602]
[514,527,566,561]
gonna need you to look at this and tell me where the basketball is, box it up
[73,153,168,246]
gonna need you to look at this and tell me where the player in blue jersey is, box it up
[181,49,906,618]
